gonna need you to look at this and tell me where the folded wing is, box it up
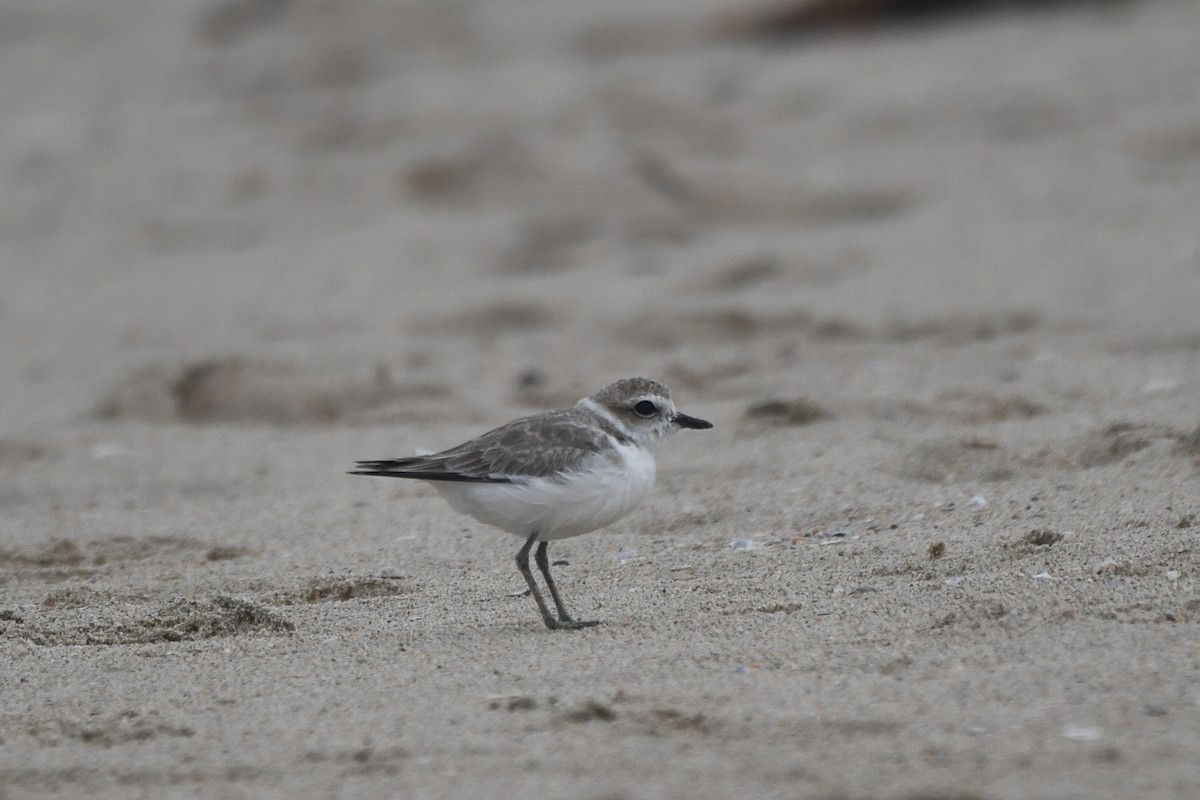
[350,409,611,484]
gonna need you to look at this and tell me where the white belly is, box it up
[430,442,657,540]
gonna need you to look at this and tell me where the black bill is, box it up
[673,412,713,430]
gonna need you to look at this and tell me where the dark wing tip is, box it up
[348,460,511,483]
[349,459,423,479]
[354,459,412,470]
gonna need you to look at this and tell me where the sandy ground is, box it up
[2,0,1200,797]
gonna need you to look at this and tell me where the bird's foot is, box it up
[544,616,601,631]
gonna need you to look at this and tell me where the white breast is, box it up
[431,440,657,541]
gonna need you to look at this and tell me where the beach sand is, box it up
[2,0,1199,797]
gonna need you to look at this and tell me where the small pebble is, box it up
[1062,724,1102,742]
[812,528,859,545]
[1142,377,1178,393]
[729,537,758,552]
[1165,570,1180,581]
[968,495,988,510]
[91,442,136,459]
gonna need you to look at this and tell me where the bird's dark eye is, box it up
[633,400,658,418]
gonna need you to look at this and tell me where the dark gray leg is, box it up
[535,541,599,628]
[516,532,559,629]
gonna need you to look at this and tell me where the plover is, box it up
[351,377,712,630]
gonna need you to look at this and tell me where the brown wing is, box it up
[350,409,610,483]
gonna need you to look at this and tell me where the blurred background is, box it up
[3,0,1198,430]
[3,5,1200,795]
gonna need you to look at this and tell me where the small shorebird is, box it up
[351,377,712,630]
